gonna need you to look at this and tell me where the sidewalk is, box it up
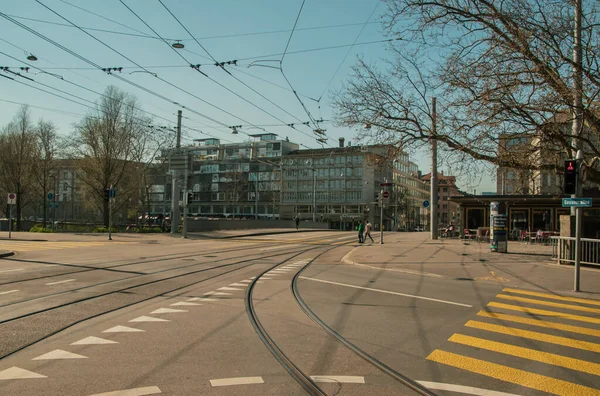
[341,232,600,297]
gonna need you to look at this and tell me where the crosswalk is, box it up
[427,287,600,395]
[0,241,131,252]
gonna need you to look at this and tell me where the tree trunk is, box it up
[42,186,47,229]
[15,182,21,231]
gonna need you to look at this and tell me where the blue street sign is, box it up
[47,193,53,200]
[562,198,592,207]
[423,200,430,208]
[110,189,116,198]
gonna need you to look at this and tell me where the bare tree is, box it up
[71,86,154,226]
[334,0,600,185]
[31,120,59,228]
[221,168,248,218]
[0,105,37,229]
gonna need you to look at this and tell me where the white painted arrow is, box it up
[129,316,169,323]
[0,366,47,380]
[170,301,201,306]
[103,325,145,333]
[33,349,87,360]
[218,287,242,291]
[151,308,187,314]
[87,386,161,396]
[228,283,247,287]
[71,336,118,345]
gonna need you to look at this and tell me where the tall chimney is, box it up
[339,137,345,148]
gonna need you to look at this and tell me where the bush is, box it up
[92,226,120,233]
[137,226,164,233]
[29,224,54,233]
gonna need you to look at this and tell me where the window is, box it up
[443,188,448,193]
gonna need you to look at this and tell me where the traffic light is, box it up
[103,189,110,202]
[185,192,193,205]
[564,160,578,194]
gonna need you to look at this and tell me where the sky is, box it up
[0,0,496,193]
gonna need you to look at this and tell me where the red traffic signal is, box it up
[564,160,578,194]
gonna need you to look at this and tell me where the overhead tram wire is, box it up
[5,13,379,43]
[120,0,322,146]
[2,8,251,140]
[281,0,306,63]
[0,49,213,137]
[317,1,381,102]
[156,0,318,136]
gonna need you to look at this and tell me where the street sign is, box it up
[47,192,53,200]
[381,190,390,204]
[423,200,430,208]
[110,189,116,198]
[562,198,592,207]
[7,193,16,205]
[382,191,390,199]
[379,182,393,187]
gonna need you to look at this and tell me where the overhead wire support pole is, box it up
[573,0,583,292]
[171,110,183,235]
[430,97,439,240]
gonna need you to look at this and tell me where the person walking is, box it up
[295,215,300,230]
[364,220,374,243]
[357,220,365,243]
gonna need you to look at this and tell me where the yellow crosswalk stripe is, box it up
[427,349,600,396]
[449,333,600,376]
[503,288,600,306]
[465,320,600,353]
[488,302,600,325]
[477,311,600,338]
[497,294,600,315]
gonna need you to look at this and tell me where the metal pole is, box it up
[255,173,259,220]
[53,177,56,233]
[171,111,183,234]
[379,189,384,244]
[312,169,316,222]
[108,191,113,241]
[8,204,12,239]
[430,97,439,239]
[573,0,583,292]
[176,110,182,149]
[182,169,188,238]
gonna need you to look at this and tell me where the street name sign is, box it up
[562,198,592,207]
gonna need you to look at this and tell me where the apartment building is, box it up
[420,172,462,226]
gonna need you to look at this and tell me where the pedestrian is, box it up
[295,215,300,230]
[364,220,374,243]
[357,220,365,243]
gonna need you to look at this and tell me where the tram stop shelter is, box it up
[449,194,600,241]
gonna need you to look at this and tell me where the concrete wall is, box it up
[187,219,329,232]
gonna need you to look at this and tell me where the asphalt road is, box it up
[1,231,599,395]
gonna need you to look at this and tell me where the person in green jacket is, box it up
[357,220,365,243]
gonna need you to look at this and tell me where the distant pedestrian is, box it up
[295,215,300,230]
[364,221,374,243]
[357,220,365,243]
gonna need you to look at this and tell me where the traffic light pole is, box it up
[574,150,583,291]
[182,169,188,239]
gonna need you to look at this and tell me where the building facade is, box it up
[420,172,462,226]
[152,138,433,231]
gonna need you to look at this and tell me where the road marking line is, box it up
[129,316,170,323]
[151,308,187,314]
[240,280,251,283]
[488,302,600,325]
[465,320,600,353]
[218,287,243,291]
[87,386,161,396]
[477,310,600,337]
[497,294,600,314]
[449,333,600,375]
[33,349,87,360]
[46,279,75,286]
[170,301,201,306]
[299,277,472,307]
[103,325,144,333]
[0,289,18,295]
[209,377,264,387]
[310,375,365,384]
[503,287,600,306]
[0,268,23,274]
[229,283,247,287]
[0,366,47,380]
[71,336,118,345]
[261,277,272,280]
[427,350,599,396]
[416,380,535,396]
[204,292,231,296]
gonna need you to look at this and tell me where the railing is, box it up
[550,236,600,266]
